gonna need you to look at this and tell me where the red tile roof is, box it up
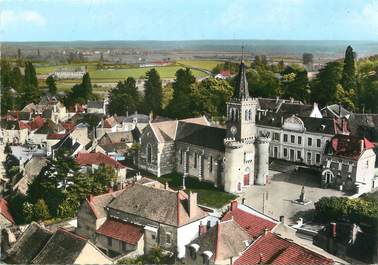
[76,152,126,169]
[62,121,76,132]
[222,202,276,238]
[0,198,15,224]
[96,219,143,245]
[330,134,375,160]
[18,121,30,130]
[47,133,66,140]
[234,232,333,265]
[29,116,45,131]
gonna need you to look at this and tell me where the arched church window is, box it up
[245,110,248,121]
[235,109,239,121]
[147,144,152,163]
[249,109,252,120]
[230,109,234,121]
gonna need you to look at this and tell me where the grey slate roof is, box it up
[321,104,351,118]
[276,103,314,116]
[31,229,87,264]
[108,184,207,227]
[257,113,337,135]
[4,222,53,264]
[87,100,104,109]
[176,121,226,151]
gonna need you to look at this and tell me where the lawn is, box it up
[177,60,223,71]
[37,64,207,80]
[151,173,237,209]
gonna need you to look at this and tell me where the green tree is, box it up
[90,165,117,195]
[191,78,233,117]
[108,77,142,115]
[22,61,40,105]
[65,72,96,107]
[165,68,196,118]
[46,75,57,95]
[282,70,309,102]
[246,69,280,98]
[341,45,357,92]
[310,61,343,106]
[33,199,50,221]
[144,68,163,115]
[11,67,24,92]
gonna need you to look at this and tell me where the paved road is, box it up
[241,170,347,224]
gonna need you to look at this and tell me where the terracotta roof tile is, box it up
[0,198,14,224]
[76,152,126,169]
[234,232,333,265]
[222,204,276,238]
[96,219,143,245]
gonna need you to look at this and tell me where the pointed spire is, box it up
[234,46,249,99]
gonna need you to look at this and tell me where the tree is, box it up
[22,61,40,105]
[65,72,96,107]
[144,68,163,115]
[11,67,24,92]
[108,77,142,115]
[282,70,309,102]
[46,75,57,95]
[246,68,280,98]
[191,78,233,117]
[165,68,196,118]
[310,61,343,106]
[90,165,117,195]
[341,45,357,92]
[33,199,50,221]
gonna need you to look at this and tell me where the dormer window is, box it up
[202,251,213,265]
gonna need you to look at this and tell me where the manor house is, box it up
[138,58,270,193]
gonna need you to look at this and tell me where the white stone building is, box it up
[322,134,377,194]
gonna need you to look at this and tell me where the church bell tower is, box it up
[226,50,257,141]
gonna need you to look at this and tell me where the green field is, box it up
[177,60,223,71]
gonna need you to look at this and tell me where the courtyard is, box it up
[241,168,349,224]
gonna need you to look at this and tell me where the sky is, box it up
[1,0,378,42]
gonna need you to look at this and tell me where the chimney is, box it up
[331,222,337,238]
[279,216,285,224]
[241,198,246,204]
[149,111,153,122]
[188,192,198,218]
[230,200,238,211]
[264,227,269,235]
[88,194,94,203]
[199,223,207,235]
[165,182,169,190]
[134,110,138,115]
[126,110,129,117]
[258,253,264,264]
[281,116,284,125]
[258,111,261,121]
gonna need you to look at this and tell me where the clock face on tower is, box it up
[230,125,237,136]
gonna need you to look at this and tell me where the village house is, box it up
[2,222,112,264]
[138,58,271,193]
[30,119,65,146]
[2,120,29,144]
[115,113,151,132]
[87,100,108,115]
[75,152,127,184]
[322,134,377,194]
[106,184,211,258]
[0,199,15,228]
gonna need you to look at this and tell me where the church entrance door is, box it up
[243,173,250,186]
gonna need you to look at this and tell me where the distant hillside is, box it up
[2,40,378,57]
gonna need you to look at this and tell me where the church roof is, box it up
[176,121,226,151]
[234,57,249,99]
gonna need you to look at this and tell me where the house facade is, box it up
[322,134,376,194]
[256,114,349,166]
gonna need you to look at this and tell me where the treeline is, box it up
[1,60,41,114]
[107,68,234,120]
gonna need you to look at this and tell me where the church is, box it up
[137,58,270,193]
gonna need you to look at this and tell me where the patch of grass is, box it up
[152,173,237,209]
[177,60,223,71]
